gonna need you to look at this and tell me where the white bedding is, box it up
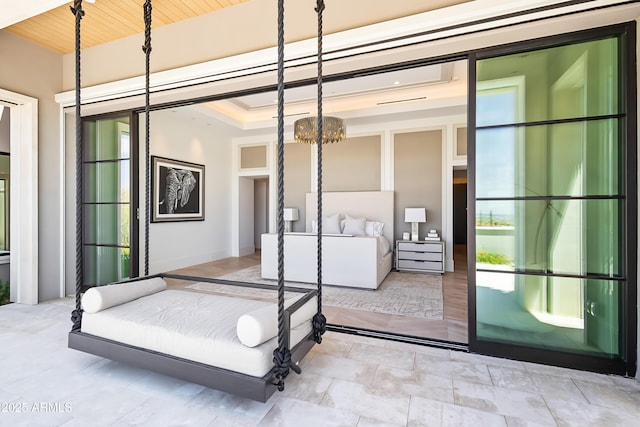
[376,236,391,263]
[261,233,392,289]
[82,290,313,377]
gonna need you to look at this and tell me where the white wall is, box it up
[144,109,234,273]
[0,31,62,302]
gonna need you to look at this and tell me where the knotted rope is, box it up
[313,0,327,344]
[272,0,292,392]
[142,0,152,276]
[70,0,85,332]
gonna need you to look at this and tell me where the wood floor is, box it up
[167,245,469,344]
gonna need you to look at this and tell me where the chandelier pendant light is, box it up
[293,0,345,145]
[294,115,346,144]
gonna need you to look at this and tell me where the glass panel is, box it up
[0,180,5,250]
[82,115,133,288]
[84,204,130,246]
[476,119,621,198]
[477,37,619,126]
[84,119,130,161]
[83,245,131,287]
[476,272,620,357]
[477,199,622,276]
[83,160,130,203]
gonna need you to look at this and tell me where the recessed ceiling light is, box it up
[393,81,400,85]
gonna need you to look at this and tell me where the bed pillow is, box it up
[365,221,385,237]
[236,295,318,347]
[312,218,346,233]
[311,213,342,234]
[82,277,167,314]
[343,215,366,236]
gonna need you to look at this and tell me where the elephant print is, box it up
[162,168,197,214]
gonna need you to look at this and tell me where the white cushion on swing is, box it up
[81,289,314,377]
[82,277,167,314]
[237,294,318,347]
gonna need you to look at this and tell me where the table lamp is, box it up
[404,208,426,241]
[283,208,299,232]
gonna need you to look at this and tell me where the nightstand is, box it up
[395,240,444,274]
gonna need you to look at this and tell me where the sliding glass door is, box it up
[469,24,636,375]
[82,113,139,288]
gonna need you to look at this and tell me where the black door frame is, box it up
[80,110,140,290]
[467,22,637,376]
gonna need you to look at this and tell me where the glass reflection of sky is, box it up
[476,89,517,216]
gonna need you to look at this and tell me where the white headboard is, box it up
[305,191,394,243]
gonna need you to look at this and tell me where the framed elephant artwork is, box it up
[151,156,205,222]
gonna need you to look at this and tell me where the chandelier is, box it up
[293,116,346,144]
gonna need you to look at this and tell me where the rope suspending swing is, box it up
[142,0,152,276]
[71,0,85,332]
[273,0,329,391]
[272,0,299,392]
[312,0,327,344]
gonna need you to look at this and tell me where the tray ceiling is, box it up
[201,60,467,130]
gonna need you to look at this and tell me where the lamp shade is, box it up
[283,208,299,221]
[404,208,426,223]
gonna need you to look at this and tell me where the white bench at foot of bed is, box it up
[261,233,392,290]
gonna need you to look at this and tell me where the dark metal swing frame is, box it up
[69,274,318,402]
[67,0,328,403]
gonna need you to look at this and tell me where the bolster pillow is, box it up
[237,295,318,348]
[82,277,167,314]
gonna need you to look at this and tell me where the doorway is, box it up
[254,178,269,250]
[81,113,138,288]
[238,175,270,256]
[0,90,38,305]
[453,168,467,247]
[0,107,9,294]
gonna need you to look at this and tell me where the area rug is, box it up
[185,265,443,320]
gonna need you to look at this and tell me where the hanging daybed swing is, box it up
[67,0,330,402]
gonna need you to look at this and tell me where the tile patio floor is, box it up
[0,298,639,426]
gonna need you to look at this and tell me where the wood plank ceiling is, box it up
[4,0,250,54]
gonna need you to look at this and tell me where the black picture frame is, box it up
[151,156,205,222]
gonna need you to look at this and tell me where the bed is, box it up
[261,191,394,290]
[69,276,318,402]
